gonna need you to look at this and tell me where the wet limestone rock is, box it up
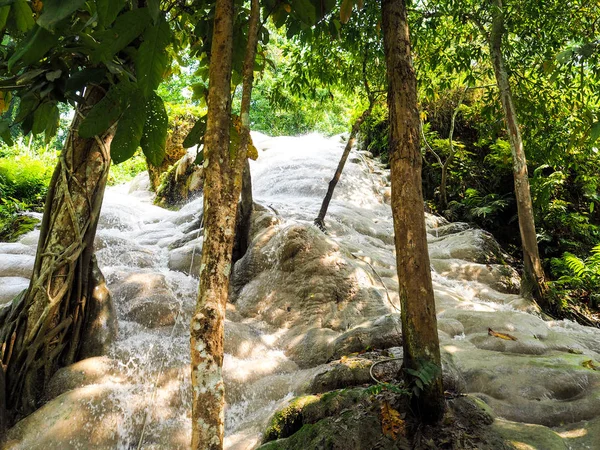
[0,254,34,278]
[2,385,124,449]
[309,356,402,394]
[147,112,195,191]
[43,356,121,402]
[79,259,118,358]
[110,271,184,328]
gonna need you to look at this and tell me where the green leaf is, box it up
[591,121,600,144]
[148,0,160,23]
[96,0,125,27]
[291,0,316,26]
[45,102,60,143]
[140,92,168,166]
[135,18,171,97]
[0,120,14,146]
[65,67,107,95]
[32,101,55,135]
[8,25,58,71]
[183,115,207,148]
[37,0,86,30]
[93,8,151,63]
[15,94,39,123]
[111,91,146,164]
[12,0,34,32]
[78,82,131,138]
[0,6,10,31]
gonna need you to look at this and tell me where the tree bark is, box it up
[489,0,547,303]
[233,159,253,263]
[382,0,445,423]
[314,107,372,231]
[0,85,113,422]
[190,0,259,447]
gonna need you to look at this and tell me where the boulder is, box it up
[111,272,183,328]
[0,277,29,305]
[0,254,34,278]
[167,239,203,276]
[44,357,122,402]
[79,260,118,359]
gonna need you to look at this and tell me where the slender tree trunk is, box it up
[439,88,467,209]
[382,0,445,423]
[233,160,253,263]
[190,0,259,447]
[314,107,372,231]
[489,0,547,303]
[0,85,113,422]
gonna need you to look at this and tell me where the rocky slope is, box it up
[0,134,599,449]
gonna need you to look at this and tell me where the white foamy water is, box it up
[1,133,599,449]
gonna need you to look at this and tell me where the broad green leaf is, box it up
[339,0,353,24]
[148,0,160,23]
[96,0,125,27]
[0,6,10,31]
[291,0,316,26]
[15,94,39,123]
[8,25,58,71]
[93,8,151,63]
[65,67,107,94]
[111,92,146,164]
[78,82,131,138]
[12,0,34,32]
[0,120,14,146]
[135,18,171,97]
[591,121,600,143]
[32,101,56,135]
[140,92,168,166]
[45,102,60,143]
[183,115,207,148]
[37,0,86,29]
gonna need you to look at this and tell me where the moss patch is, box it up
[0,215,39,242]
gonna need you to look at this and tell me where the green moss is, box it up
[0,215,39,242]
[263,395,319,442]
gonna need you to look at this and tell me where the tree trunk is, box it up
[489,0,547,303]
[314,107,372,231]
[0,85,113,422]
[439,88,467,210]
[190,0,259,447]
[382,0,445,423]
[233,159,253,263]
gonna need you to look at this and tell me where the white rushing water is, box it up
[1,133,600,449]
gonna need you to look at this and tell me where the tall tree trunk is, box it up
[190,0,259,447]
[314,106,372,231]
[489,0,547,303]
[0,85,113,422]
[382,0,445,423]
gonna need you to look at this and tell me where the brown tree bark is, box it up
[190,0,260,447]
[382,0,445,423]
[0,85,114,422]
[489,0,547,304]
[314,106,372,230]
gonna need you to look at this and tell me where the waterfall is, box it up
[1,133,599,449]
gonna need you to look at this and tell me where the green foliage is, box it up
[0,155,53,206]
[404,360,441,398]
[550,245,600,309]
[108,149,148,186]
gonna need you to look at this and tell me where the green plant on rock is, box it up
[551,244,600,310]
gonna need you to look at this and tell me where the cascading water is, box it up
[1,133,600,449]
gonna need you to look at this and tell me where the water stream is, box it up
[1,133,600,449]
